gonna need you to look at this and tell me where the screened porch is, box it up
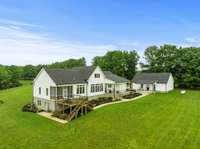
[50,86,73,100]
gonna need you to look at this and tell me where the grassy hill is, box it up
[0,84,200,149]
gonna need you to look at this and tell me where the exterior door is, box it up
[153,84,156,91]
[67,86,73,98]
[146,84,150,91]
[63,86,73,99]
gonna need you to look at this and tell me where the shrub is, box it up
[114,98,121,101]
[52,110,62,118]
[59,113,68,120]
[22,103,38,113]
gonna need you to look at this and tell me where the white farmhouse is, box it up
[132,72,174,92]
[33,66,129,111]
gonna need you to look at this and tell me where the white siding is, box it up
[33,69,57,111]
[132,83,154,91]
[33,69,56,100]
[87,66,111,96]
[115,83,127,92]
[155,83,166,92]
[132,83,141,90]
[155,74,174,92]
[166,74,174,91]
[132,74,174,92]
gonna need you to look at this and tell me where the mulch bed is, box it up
[22,103,38,113]
[122,93,142,99]
[89,97,121,107]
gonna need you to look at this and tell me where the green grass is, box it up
[19,80,32,85]
[0,84,200,149]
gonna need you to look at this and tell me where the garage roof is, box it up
[132,72,171,84]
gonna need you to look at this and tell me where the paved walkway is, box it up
[38,92,151,124]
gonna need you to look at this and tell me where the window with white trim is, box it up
[91,84,103,93]
[39,87,41,95]
[46,88,49,96]
[77,85,85,94]
[94,73,100,78]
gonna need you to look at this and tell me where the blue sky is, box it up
[0,0,200,65]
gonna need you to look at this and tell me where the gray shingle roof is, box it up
[104,71,129,83]
[45,66,96,85]
[132,72,171,84]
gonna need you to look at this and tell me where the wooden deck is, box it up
[55,98,93,121]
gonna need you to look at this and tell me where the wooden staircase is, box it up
[66,100,92,122]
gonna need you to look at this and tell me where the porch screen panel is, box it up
[57,87,63,99]
[50,87,56,99]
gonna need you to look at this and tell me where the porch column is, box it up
[113,84,116,99]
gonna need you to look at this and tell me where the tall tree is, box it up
[7,65,22,87]
[0,66,11,89]
[47,57,86,69]
[92,50,139,80]
[144,44,200,88]
[22,65,37,80]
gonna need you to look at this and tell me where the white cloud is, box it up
[0,19,43,28]
[185,37,198,43]
[0,20,118,65]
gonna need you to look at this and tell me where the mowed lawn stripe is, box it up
[0,84,200,149]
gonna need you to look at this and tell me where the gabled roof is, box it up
[104,71,129,83]
[132,72,171,84]
[45,66,96,85]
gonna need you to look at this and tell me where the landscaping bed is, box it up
[22,103,43,113]
[89,97,121,107]
[122,92,142,99]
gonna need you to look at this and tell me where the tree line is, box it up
[0,44,200,90]
[144,45,200,89]
[0,58,86,89]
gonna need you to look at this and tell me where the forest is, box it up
[0,44,199,90]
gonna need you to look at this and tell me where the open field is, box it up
[0,83,200,149]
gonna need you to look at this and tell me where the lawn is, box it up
[0,84,200,149]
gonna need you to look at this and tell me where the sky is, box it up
[0,0,200,66]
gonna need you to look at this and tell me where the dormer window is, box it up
[94,73,100,78]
